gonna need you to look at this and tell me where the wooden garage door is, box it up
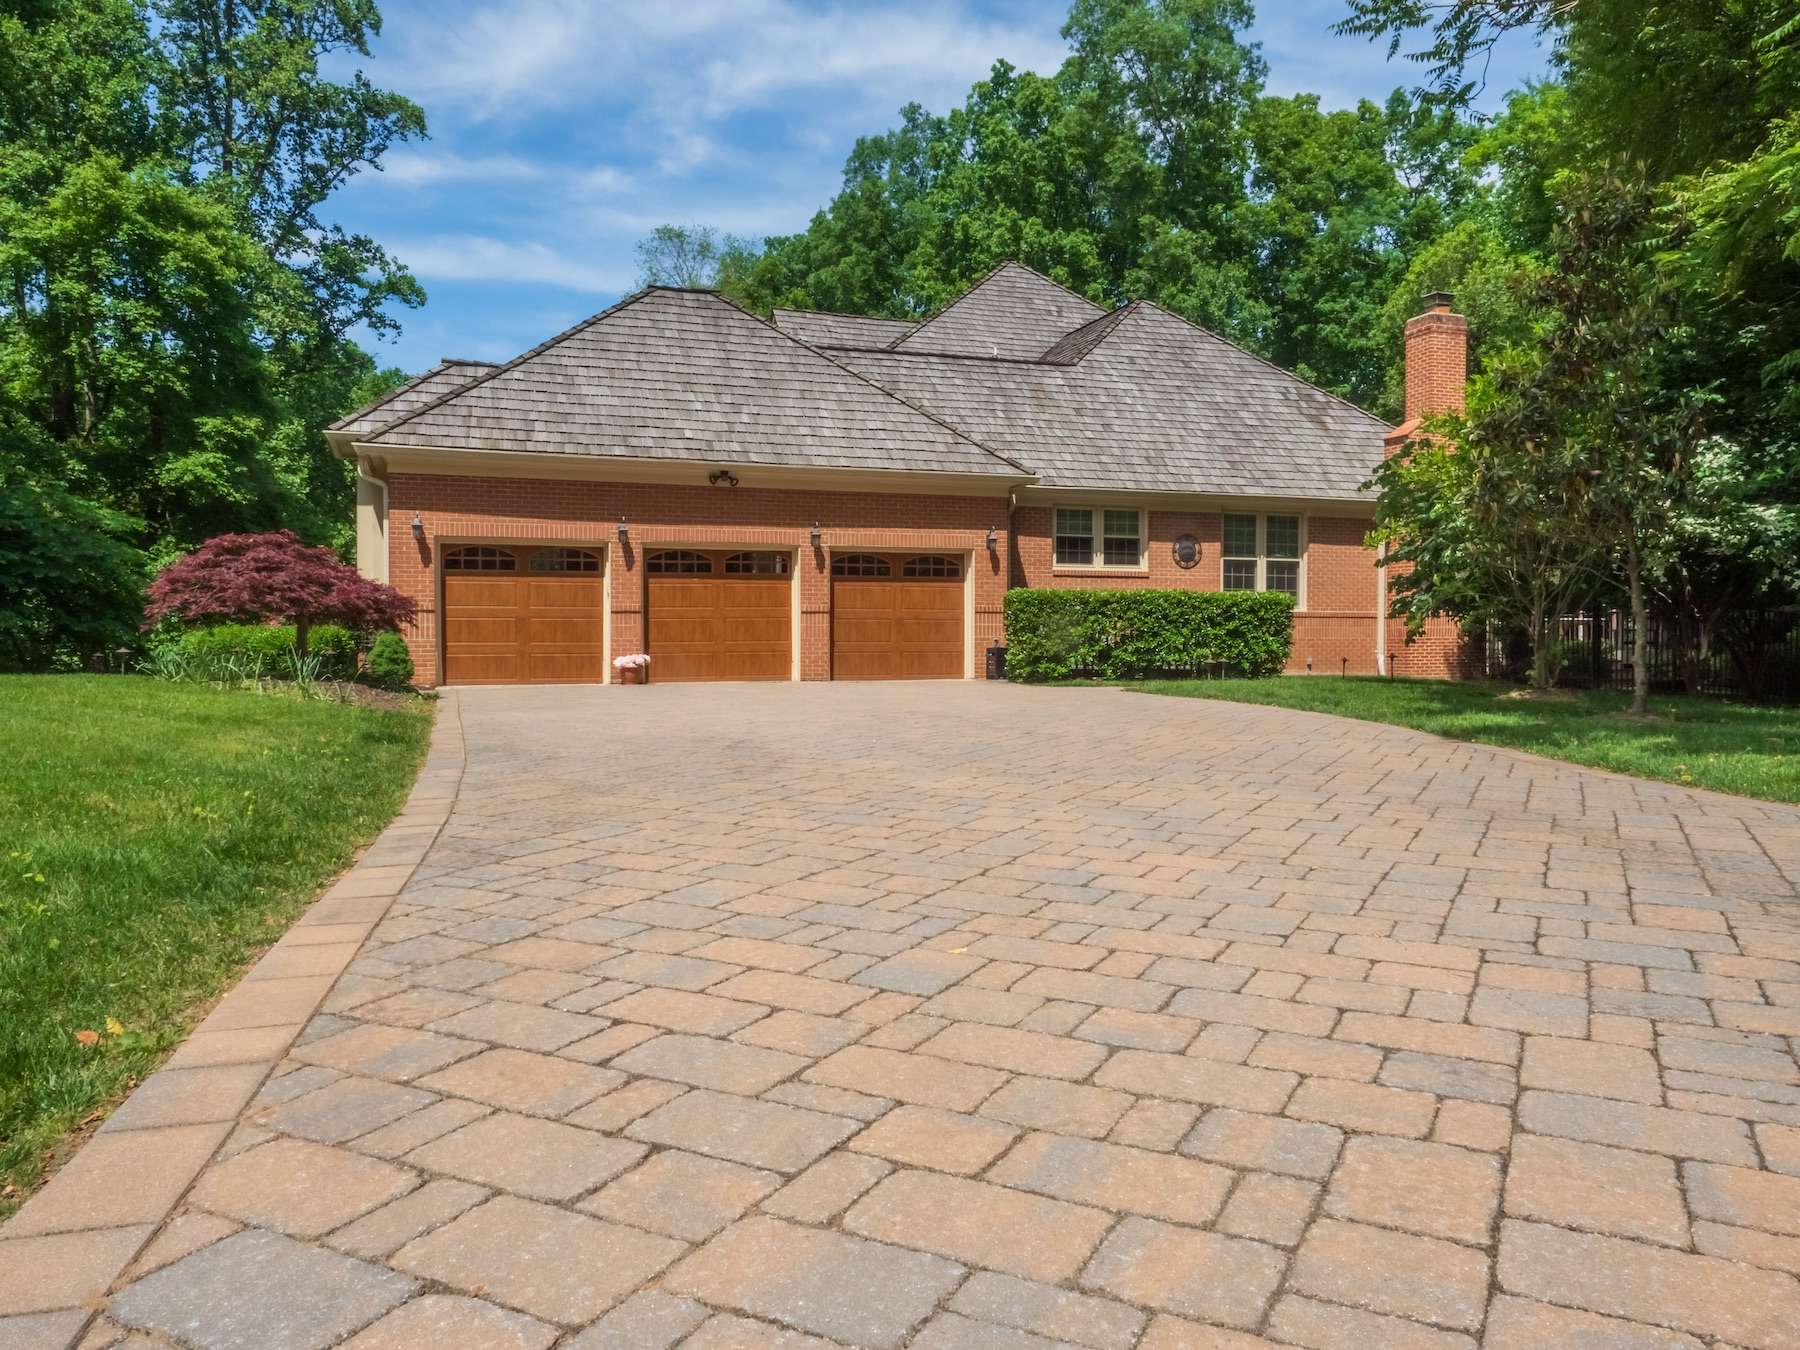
[645,550,791,682]
[442,546,605,684]
[831,553,964,680]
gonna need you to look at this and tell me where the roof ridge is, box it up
[438,356,501,367]
[1127,302,1395,431]
[1037,302,1138,365]
[817,346,1075,367]
[773,304,918,324]
[365,289,669,444]
[886,260,1104,353]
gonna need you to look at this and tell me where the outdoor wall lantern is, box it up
[810,521,822,549]
[986,526,998,553]
[617,517,630,543]
[410,512,423,539]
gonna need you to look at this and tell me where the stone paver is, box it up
[391,1195,684,1324]
[10,683,1800,1348]
[110,1229,416,1349]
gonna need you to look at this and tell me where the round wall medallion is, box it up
[1172,534,1200,569]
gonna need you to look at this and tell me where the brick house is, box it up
[328,263,1471,686]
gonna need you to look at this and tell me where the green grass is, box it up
[1124,676,1800,804]
[0,676,431,1216]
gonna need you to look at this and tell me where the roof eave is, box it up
[349,440,1035,493]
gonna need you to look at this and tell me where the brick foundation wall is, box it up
[1010,505,1388,675]
[1385,613,1483,680]
[385,474,1008,685]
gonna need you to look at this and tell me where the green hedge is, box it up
[1003,589,1295,682]
[176,624,359,680]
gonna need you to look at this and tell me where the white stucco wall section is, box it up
[356,462,389,583]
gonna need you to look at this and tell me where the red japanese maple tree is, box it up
[144,531,415,657]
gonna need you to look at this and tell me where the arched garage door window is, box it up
[831,553,890,577]
[723,551,789,575]
[901,554,960,578]
[530,547,601,572]
[442,546,516,572]
[646,550,713,574]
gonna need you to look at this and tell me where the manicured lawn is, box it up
[1126,676,1800,804]
[0,676,431,1217]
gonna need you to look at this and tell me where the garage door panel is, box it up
[443,549,605,685]
[526,579,603,607]
[723,617,788,644]
[445,578,520,608]
[527,651,603,682]
[446,622,525,648]
[831,567,964,681]
[646,562,792,682]
[446,650,524,683]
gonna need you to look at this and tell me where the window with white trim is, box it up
[1054,507,1144,569]
[1221,513,1303,600]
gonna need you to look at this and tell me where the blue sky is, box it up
[334,0,1549,375]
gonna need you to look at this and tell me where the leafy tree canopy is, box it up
[0,0,423,667]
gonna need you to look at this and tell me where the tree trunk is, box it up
[1626,543,1649,716]
[1528,596,1550,690]
[294,615,311,660]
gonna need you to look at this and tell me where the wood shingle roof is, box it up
[786,266,1392,502]
[362,288,1022,477]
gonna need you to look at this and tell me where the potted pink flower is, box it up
[613,653,651,685]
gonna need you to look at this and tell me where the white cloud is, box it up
[378,150,555,186]
[378,0,1069,130]
[393,234,635,293]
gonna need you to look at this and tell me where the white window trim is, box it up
[1221,512,1307,609]
[1052,505,1148,572]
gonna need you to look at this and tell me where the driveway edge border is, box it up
[0,691,466,1341]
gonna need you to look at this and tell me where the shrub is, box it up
[144,530,414,656]
[364,632,415,691]
[1003,589,1295,683]
[176,624,357,680]
[1547,636,1610,687]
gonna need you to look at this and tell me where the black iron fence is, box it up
[1483,608,1800,701]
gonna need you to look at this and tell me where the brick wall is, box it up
[1010,505,1387,674]
[1387,295,1481,678]
[385,474,1008,685]
[1403,301,1469,423]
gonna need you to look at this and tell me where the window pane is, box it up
[1102,510,1139,566]
[901,554,960,577]
[1223,513,1258,558]
[1266,560,1300,596]
[1054,508,1093,566]
[724,551,788,574]
[1265,515,1300,559]
[1223,559,1258,590]
[831,553,889,577]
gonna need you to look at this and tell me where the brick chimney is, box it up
[1403,291,1468,422]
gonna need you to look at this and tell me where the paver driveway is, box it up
[16,681,1800,1349]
